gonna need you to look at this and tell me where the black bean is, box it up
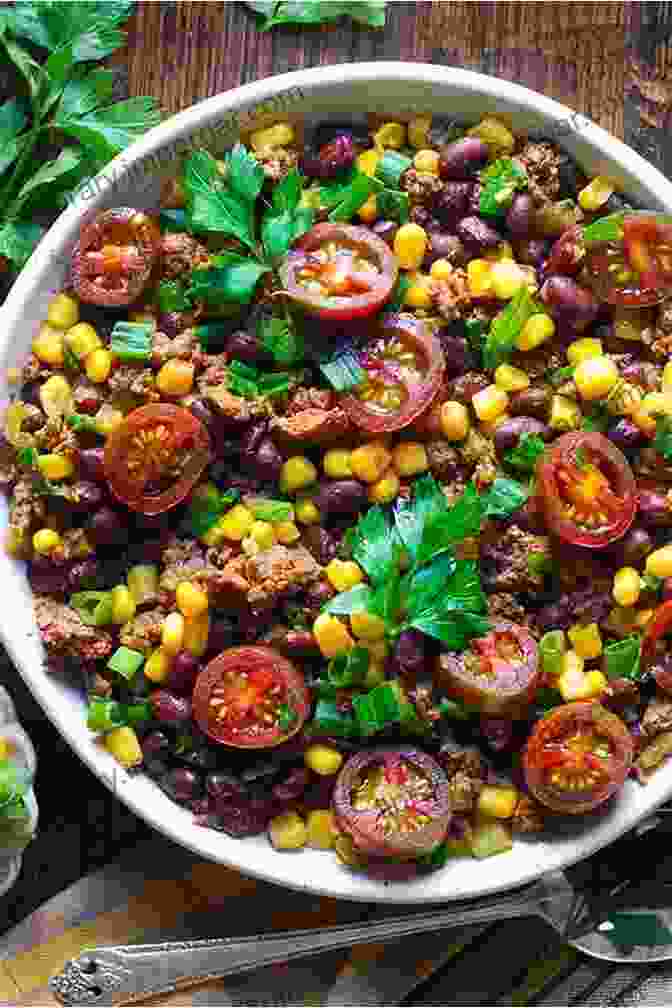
[514,238,550,268]
[493,417,551,456]
[206,772,248,802]
[161,768,201,803]
[87,507,127,546]
[371,220,398,246]
[621,527,653,566]
[456,216,503,254]
[224,329,268,366]
[508,386,552,421]
[389,629,426,680]
[540,275,599,332]
[150,690,192,724]
[189,399,216,432]
[438,137,489,180]
[78,447,105,483]
[253,438,283,483]
[433,182,473,228]
[315,479,367,518]
[505,193,535,239]
[638,490,672,528]
[439,332,474,379]
[303,526,337,565]
[607,418,644,460]
[240,421,268,460]
[166,651,200,694]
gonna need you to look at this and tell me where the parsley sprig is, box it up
[242,1,387,30]
[0,1,161,272]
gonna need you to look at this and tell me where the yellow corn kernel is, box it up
[350,441,392,483]
[275,520,301,545]
[249,122,294,152]
[357,194,378,225]
[574,356,619,401]
[47,292,79,330]
[429,258,454,281]
[5,527,27,558]
[485,240,515,262]
[494,364,530,393]
[392,441,429,477]
[568,622,603,660]
[647,546,672,578]
[642,391,672,417]
[32,323,64,366]
[468,117,515,156]
[413,149,440,174]
[85,348,113,384]
[373,122,406,149]
[323,449,352,479]
[403,273,433,309]
[93,406,123,437]
[560,664,606,701]
[161,611,185,656]
[104,725,143,769]
[558,650,586,701]
[280,456,318,494]
[350,610,387,641]
[368,469,400,505]
[549,393,581,431]
[467,259,493,297]
[334,834,364,867]
[64,323,102,362]
[612,567,641,608]
[0,739,12,760]
[408,116,432,148]
[662,362,672,394]
[183,612,210,658]
[156,359,195,397]
[516,313,555,351]
[176,581,209,620]
[305,809,337,849]
[39,374,74,419]
[356,149,380,177]
[567,337,603,366]
[637,608,654,628]
[269,811,306,850]
[32,528,62,555]
[295,497,320,525]
[631,406,657,437]
[489,261,526,299]
[110,585,137,625]
[246,520,274,551]
[477,785,519,820]
[578,176,615,212]
[37,453,74,481]
[127,566,159,605]
[440,401,470,441]
[394,223,428,271]
[305,744,343,776]
[218,503,254,541]
[472,385,509,424]
[325,559,364,592]
[144,647,173,684]
[313,613,354,659]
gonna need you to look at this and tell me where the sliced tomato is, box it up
[103,404,210,515]
[536,432,636,549]
[279,223,398,320]
[71,208,161,307]
[340,314,445,434]
[192,646,310,749]
[437,623,540,716]
[640,600,672,693]
[524,701,633,814]
[332,747,451,858]
[584,212,672,308]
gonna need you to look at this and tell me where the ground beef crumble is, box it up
[212,544,322,610]
[401,168,444,203]
[119,608,166,654]
[151,327,197,366]
[514,141,562,203]
[430,267,471,322]
[107,364,156,401]
[159,232,211,280]
[33,596,113,659]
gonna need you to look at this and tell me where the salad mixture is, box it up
[6,112,672,879]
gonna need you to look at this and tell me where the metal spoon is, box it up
[50,812,672,1006]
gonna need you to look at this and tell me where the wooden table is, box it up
[3,2,672,1004]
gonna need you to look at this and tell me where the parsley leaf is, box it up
[186,252,269,306]
[348,506,399,587]
[277,703,297,732]
[226,142,265,204]
[385,274,411,312]
[262,168,314,261]
[183,149,256,249]
[376,188,410,223]
[483,285,541,370]
[2,1,134,62]
[323,584,375,616]
[12,147,82,213]
[250,1,387,30]
[654,414,672,461]
[479,158,527,217]
[583,212,626,244]
[415,482,484,568]
[582,403,611,432]
[504,432,546,473]
[402,552,456,616]
[370,571,403,625]
[258,313,303,366]
[327,647,369,688]
[481,477,529,519]
[393,474,449,568]
[320,169,383,223]
[55,94,161,164]
[0,220,44,268]
[603,635,642,682]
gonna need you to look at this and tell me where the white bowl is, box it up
[3,63,672,904]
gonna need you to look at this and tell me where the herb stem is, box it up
[0,120,42,213]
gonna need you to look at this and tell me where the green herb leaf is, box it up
[63,344,81,373]
[57,66,115,118]
[483,285,540,370]
[70,591,112,627]
[323,584,375,616]
[183,149,256,249]
[258,312,303,366]
[67,413,99,434]
[310,699,357,737]
[402,552,457,617]
[479,157,527,217]
[187,256,269,306]
[406,560,488,647]
[375,151,412,188]
[0,219,43,267]
[13,147,82,210]
[55,95,161,164]
[0,34,46,106]
[603,635,642,682]
[156,280,190,313]
[352,679,407,735]
[385,274,411,312]
[319,349,364,392]
[464,317,486,364]
[3,1,134,62]
[582,403,611,433]
[409,609,490,649]
[257,372,293,397]
[583,212,626,244]
[262,168,314,260]
[349,505,399,587]
[654,414,672,461]
[188,486,240,538]
[481,477,529,519]
[87,697,151,734]
[375,188,410,224]
[245,497,294,523]
[321,169,383,223]
[327,646,369,688]
[394,474,449,568]
[504,432,546,473]
[159,208,188,232]
[438,698,471,720]
[0,98,27,179]
[370,570,403,625]
[109,321,153,362]
[226,142,265,204]
[277,703,297,732]
[256,0,387,30]
[415,482,483,568]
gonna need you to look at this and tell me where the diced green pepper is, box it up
[539,630,567,679]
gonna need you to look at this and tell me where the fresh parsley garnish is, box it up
[262,168,314,262]
[582,402,611,432]
[0,2,161,272]
[186,251,270,307]
[327,647,370,688]
[654,414,672,461]
[504,433,546,473]
[385,274,411,311]
[243,0,387,30]
[548,365,575,387]
[483,285,541,370]
[277,703,297,732]
[258,312,304,366]
[479,158,527,217]
[481,477,529,519]
[582,212,626,243]
[603,635,642,682]
[320,168,384,223]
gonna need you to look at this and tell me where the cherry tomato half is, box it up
[437,623,540,716]
[103,404,211,515]
[536,432,636,549]
[71,208,161,307]
[584,212,672,308]
[523,701,633,814]
[640,600,672,693]
[340,314,445,434]
[192,646,311,749]
[279,223,398,320]
[332,747,451,858]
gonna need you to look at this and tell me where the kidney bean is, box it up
[438,137,489,180]
[505,193,535,239]
[225,329,268,366]
[440,332,474,379]
[142,730,170,775]
[272,767,310,803]
[166,651,200,695]
[253,438,283,483]
[150,690,192,724]
[70,481,103,511]
[456,216,503,255]
[662,578,672,603]
[87,507,127,546]
[546,225,584,276]
[514,238,550,268]
[425,232,466,266]
[240,420,268,461]
[371,220,398,246]
[189,399,216,433]
[162,768,202,803]
[638,490,672,528]
[409,205,432,228]
[315,479,367,518]
[508,385,552,421]
[449,371,490,404]
[303,526,337,565]
[493,417,551,456]
[540,275,598,332]
[389,629,426,681]
[206,618,235,656]
[300,133,355,179]
[79,447,105,483]
[68,559,99,592]
[621,527,653,566]
[607,418,644,460]
[433,182,473,228]
[206,772,248,802]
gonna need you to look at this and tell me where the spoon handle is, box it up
[49,883,549,1005]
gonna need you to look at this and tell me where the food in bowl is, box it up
[5,110,672,882]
